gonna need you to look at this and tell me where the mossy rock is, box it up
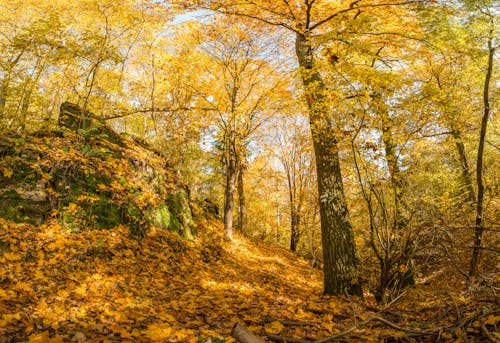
[0,169,49,225]
[150,204,172,229]
[0,192,49,225]
[90,198,122,230]
[166,190,195,239]
[0,117,196,239]
[59,102,125,147]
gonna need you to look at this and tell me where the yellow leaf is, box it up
[174,329,195,341]
[3,167,13,178]
[143,323,172,341]
[159,313,176,322]
[74,286,87,296]
[391,331,406,338]
[4,252,22,261]
[485,315,500,325]
[14,282,32,292]
[57,289,70,297]
[29,331,50,343]
[264,321,284,335]
[0,288,12,298]
[2,312,21,324]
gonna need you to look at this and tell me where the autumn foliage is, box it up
[0,0,499,341]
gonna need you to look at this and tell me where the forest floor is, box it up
[0,217,498,343]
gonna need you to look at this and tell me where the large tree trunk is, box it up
[295,32,361,296]
[469,35,495,278]
[237,164,248,235]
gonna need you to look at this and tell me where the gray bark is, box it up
[295,32,361,296]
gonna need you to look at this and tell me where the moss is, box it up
[122,203,147,236]
[90,198,122,230]
[60,196,122,231]
[150,204,172,229]
[168,214,182,233]
[166,190,195,239]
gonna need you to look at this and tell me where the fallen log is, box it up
[232,323,266,343]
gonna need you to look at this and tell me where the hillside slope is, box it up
[0,217,328,342]
[0,110,497,342]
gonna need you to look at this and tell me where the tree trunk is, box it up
[224,154,237,240]
[0,52,23,120]
[18,59,46,131]
[0,80,6,117]
[374,94,414,296]
[237,164,248,235]
[290,207,300,252]
[450,126,476,205]
[469,35,495,278]
[286,164,301,252]
[224,126,238,239]
[295,32,361,296]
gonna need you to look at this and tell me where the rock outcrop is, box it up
[0,102,195,238]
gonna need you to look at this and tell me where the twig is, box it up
[263,318,315,327]
[313,314,454,343]
[481,323,500,343]
[279,320,314,327]
[313,319,365,343]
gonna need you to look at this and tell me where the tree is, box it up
[182,0,429,296]
[416,0,498,279]
[275,114,315,252]
[192,21,288,238]
[466,0,497,279]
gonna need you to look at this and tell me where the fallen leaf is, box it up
[29,331,50,343]
[143,323,172,341]
[3,167,13,178]
[71,332,86,342]
[264,321,285,335]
